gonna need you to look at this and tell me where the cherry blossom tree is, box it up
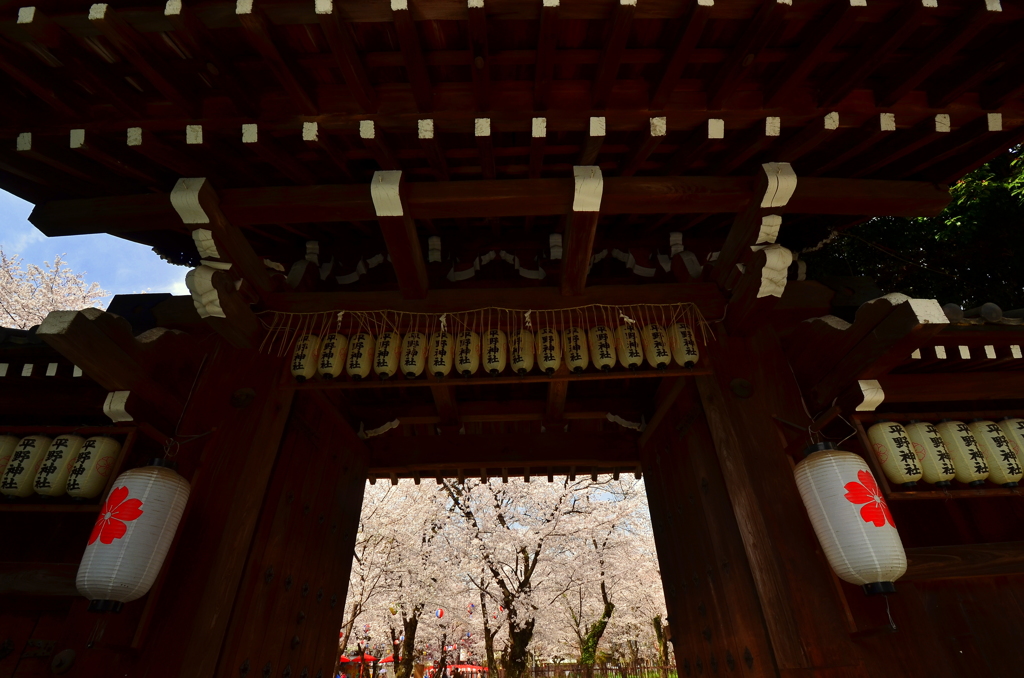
[0,249,107,329]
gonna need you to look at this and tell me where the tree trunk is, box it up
[396,607,423,678]
[501,617,536,678]
[652,616,668,678]
[437,632,450,678]
[480,593,499,676]
[578,583,615,678]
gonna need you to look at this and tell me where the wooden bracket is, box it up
[371,170,429,299]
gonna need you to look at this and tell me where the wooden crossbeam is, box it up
[546,379,569,424]
[775,114,840,164]
[534,1,560,110]
[316,0,378,113]
[620,117,666,177]
[0,35,80,118]
[529,117,547,178]
[359,120,401,171]
[418,119,450,181]
[126,127,205,177]
[475,118,496,179]
[560,166,602,296]
[236,2,317,115]
[591,0,636,109]
[69,128,165,188]
[931,33,1024,109]
[241,125,317,185]
[467,2,490,111]
[649,1,711,110]
[904,542,1024,582]
[870,372,1024,406]
[15,133,113,189]
[371,170,429,299]
[349,399,641,426]
[302,121,353,180]
[29,175,951,237]
[579,116,606,165]
[393,2,433,112]
[429,384,459,426]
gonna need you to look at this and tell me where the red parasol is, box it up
[379,656,395,664]
[338,657,351,663]
[349,654,378,663]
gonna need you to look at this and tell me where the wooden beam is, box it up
[723,245,793,336]
[560,166,602,296]
[392,2,432,111]
[315,0,378,112]
[529,116,547,178]
[359,119,401,170]
[546,379,569,424]
[236,2,317,115]
[350,398,640,426]
[371,170,429,299]
[637,376,686,450]
[88,4,196,117]
[15,132,116,189]
[649,1,711,110]
[0,562,78,596]
[872,372,1024,406]
[418,119,450,181]
[591,0,636,109]
[620,116,666,177]
[366,432,639,476]
[706,1,785,111]
[0,36,80,118]
[302,121,353,179]
[579,116,606,166]
[710,165,776,289]
[240,124,317,185]
[775,114,840,164]
[475,117,496,179]
[69,128,165,188]
[467,2,490,111]
[903,542,1024,582]
[29,175,951,236]
[429,384,459,426]
[534,1,559,110]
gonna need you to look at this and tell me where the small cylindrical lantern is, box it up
[999,418,1024,456]
[290,334,320,382]
[795,443,906,595]
[615,323,643,370]
[563,327,589,374]
[904,422,956,487]
[536,328,562,375]
[969,420,1023,487]
[641,324,671,370]
[346,332,376,381]
[0,435,20,478]
[401,331,428,379]
[76,460,190,611]
[483,329,508,376]
[429,332,454,378]
[35,434,86,497]
[935,420,990,486]
[67,436,122,499]
[509,329,535,376]
[374,331,401,379]
[866,421,923,489]
[455,330,481,377]
[667,322,699,368]
[588,326,616,371]
[318,333,349,379]
[1,435,52,497]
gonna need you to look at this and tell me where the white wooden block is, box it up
[22,363,33,377]
[776,0,792,5]
[103,391,134,423]
[371,170,404,217]
[315,0,333,14]
[165,0,183,16]
[620,0,636,5]
[589,116,606,137]
[760,162,797,208]
[418,119,434,139]
[572,165,603,212]
[850,0,867,6]
[73,366,82,377]
[192,228,220,258]
[650,116,667,137]
[697,0,713,5]
[911,349,922,359]
[70,129,85,149]
[532,117,547,138]
[935,114,950,133]
[1013,345,1022,359]
[17,7,36,23]
[985,0,1002,10]
[186,124,203,144]
[756,245,793,299]
[391,0,409,10]
[987,113,1003,132]
[88,4,109,20]
[359,120,375,139]
[235,0,253,15]
[46,363,58,376]
[880,113,896,131]
[934,346,947,359]
[765,116,781,137]
[824,112,839,130]
[16,132,31,151]
[0,363,7,377]
[921,0,937,7]
[171,177,211,224]
[468,0,484,7]
[543,0,559,6]
[474,118,490,136]
[756,214,782,244]
[856,380,885,412]
[708,119,724,139]
[303,121,318,141]
[241,123,258,143]
[958,345,970,359]
[127,127,143,146]
[985,345,996,359]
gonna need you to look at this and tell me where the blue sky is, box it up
[0,188,188,306]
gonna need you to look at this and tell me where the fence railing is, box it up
[493,661,676,678]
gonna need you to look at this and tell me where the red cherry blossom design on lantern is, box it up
[89,486,144,545]
[844,470,895,528]
[95,455,115,478]
[873,443,889,464]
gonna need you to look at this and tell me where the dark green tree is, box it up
[804,146,1024,309]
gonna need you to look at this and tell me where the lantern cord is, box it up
[162,353,215,458]
[885,595,897,632]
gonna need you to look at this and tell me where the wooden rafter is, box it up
[649,1,711,111]
[236,2,317,116]
[392,3,432,112]
[316,1,378,113]
[534,1,559,111]
[371,171,429,299]
[591,0,636,110]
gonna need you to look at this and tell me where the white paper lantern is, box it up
[904,422,956,487]
[1,435,52,497]
[588,326,616,371]
[68,436,122,499]
[290,334,320,382]
[866,421,923,489]
[401,331,428,379]
[455,331,481,377]
[616,324,643,370]
[35,434,86,497]
[1000,418,1024,455]
[563,327,589,374]
[936,420,990,486]
[794,443,906,595]
[509,329,535,376]
[346,332,376,381]
[374,331,401,379]
[536,328,562,375]
[641,324,671,370]
[0,435,19,478]
[969,420,1023,487]
[483,329,508,376]
[667,322,699,368]
[76,460,190,610]
[429,332,454,378]
[318,333,348,379]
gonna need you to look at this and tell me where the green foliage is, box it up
[804,146,1024,309]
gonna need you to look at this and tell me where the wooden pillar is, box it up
[641,385,776,678]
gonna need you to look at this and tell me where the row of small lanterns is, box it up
[0,434,121,499]
[289,322,700,382]
[867,419,1024,489]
